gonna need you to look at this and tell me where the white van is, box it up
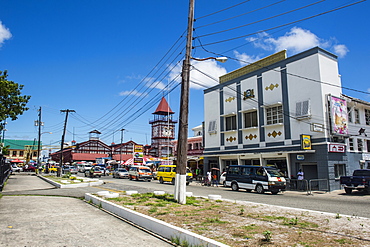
[77,163,92,173]
[225,165,286,195]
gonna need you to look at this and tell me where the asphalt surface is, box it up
[0,173,173,247]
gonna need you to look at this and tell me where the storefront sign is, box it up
[297,155,305,160]
[328,144,346,153]
[301,134,311,150]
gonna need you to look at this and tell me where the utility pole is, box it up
[120,128,125,167]
[175,0,194,204]
[58,109,75,177]
[36,107,42,168]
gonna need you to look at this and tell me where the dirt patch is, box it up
[104,193,370,246]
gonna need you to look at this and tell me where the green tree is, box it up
[0,70,31,131]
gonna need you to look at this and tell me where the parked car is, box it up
[225,165,286,195]
[23,165,37,172]
[219,172,226,186]
[11,164,23,172]
[340,169,370,194]
[69,166,78,174]
[128,166,152,181]
[156,165,193,185]
[112,168,129,179]
[85,166,103,178]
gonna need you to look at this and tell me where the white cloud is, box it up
[119,89,148,97]
[234,51,261,66]
[265,27,320,53]
[0,21,12,46]
[243,27,349,58]
[333,44,349,58]
[169,59,227,90]
[145,77,167,90]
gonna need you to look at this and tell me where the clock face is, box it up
[162,126,172,137]
[153,126,159,137]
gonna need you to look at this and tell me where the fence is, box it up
[286,178,329,195]
[0,154,11,191]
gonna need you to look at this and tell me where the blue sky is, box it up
[1,0,369,153]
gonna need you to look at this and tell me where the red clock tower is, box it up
[149,97,177,157]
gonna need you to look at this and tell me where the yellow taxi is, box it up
[156,165,193,185]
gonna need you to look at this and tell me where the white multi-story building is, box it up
[203,47,369,190]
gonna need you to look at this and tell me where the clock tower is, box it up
[149,97,177,157]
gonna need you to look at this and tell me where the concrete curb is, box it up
[85,193,229,247]
[38,175,104,188]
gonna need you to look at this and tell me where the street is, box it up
[99,174,370,218]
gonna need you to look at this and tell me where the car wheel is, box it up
[129,175,132,180]
[344,187,352,194]
[171,178,175,185]
[271,190,279,195]
[231,182,239,191]
[159,177,164,184]
[256,184,264,194]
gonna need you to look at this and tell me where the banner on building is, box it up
[329,95,348,135]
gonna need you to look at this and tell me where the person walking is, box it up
[297,169,305,190]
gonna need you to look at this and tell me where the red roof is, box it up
[153,97,174,115]
[72,153,109,161]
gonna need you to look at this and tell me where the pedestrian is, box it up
[212,173,219,187]
[206,171,212,186]
[297,169,305,190]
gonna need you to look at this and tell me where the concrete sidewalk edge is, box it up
[85,193,229,247]
[38,175,104,188]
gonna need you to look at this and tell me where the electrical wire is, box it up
[194,0,366,47]
[196,0,326,38]
[195,0,286,29]
[195,0,252,20]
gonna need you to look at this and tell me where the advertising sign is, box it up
[133,145,143,163]
[330,96,348,135]
[301,134,311,150]
[328,144,346,153]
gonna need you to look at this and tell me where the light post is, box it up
[37,132,52,167]
[175,0,227,204]
[120,129,125,167]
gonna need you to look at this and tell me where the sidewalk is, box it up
[0,174,173,247]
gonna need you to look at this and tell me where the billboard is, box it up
[330,96,348,135]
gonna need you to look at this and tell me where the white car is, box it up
[11,164,23,172]
[220,172,226,186]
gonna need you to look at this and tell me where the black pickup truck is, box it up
[340,169,370,194]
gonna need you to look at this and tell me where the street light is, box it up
[120,129,125,167]
[37,132,52,167]
[191,57,228,63]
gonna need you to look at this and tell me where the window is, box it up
[241,167,252,175]
[296,100,310,118]
[367,140,370,152]
[12,151,17,156]
[225,115,237,131]
[349,138,354,151]
[244,111,258,128]
[365,109,370,125]
[188,144,192,150]
[19,151,24,157]
[358,139,363,152]
[228,166,240,175]
[334,164,346,179]
[354,109,360,124]
[266,105,283,125]
[347,107,352,123]
[208,120,217,134]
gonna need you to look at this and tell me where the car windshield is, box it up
[265,168,283,177]
[353,170,370,176]
[117,168,127,172]
[139,168,151,173]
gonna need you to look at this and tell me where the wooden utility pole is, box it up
[36,107,42,167]
[175,0,194,204]
[58,109,75,177]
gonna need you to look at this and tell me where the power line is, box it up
[194,0,366,47]
[195,0,326,38]
[195,0,252,20]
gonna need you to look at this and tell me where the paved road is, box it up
[101,175,370,218]
[0,174,173,247]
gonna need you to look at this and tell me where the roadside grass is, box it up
[101,192,369,247]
